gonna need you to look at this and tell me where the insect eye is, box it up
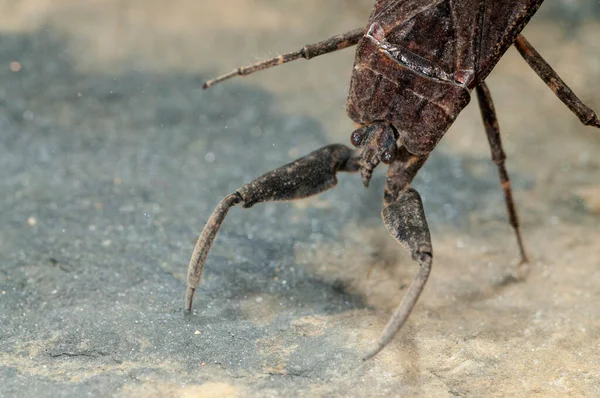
[380,148,396,164]
[350,128,365,147]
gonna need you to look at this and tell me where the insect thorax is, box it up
[346,30,471,156]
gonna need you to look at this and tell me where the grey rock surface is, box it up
[0,1,599,397]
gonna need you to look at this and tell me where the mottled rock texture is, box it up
[0,1,599,397]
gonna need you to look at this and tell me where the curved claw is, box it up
[186,193,242,311]
[184,144,359,312]
[363,252,432,360]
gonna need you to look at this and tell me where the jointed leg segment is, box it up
[383,147,428,206]
[202,28,365,89]
[364,187,433,360]
[185,144,359,311]
[361,149,431,360]
[515,35,600,128]
[476,82,528,264]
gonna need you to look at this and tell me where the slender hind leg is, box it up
[476,82,528,265]
[203,28,365,89]
[185,144,360,311]
[363,149,431,360]
[515,35,600,128]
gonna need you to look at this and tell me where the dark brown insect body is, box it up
[187,0,600,359]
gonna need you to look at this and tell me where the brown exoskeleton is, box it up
[186,0,600,359]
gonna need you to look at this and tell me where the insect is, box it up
[186,0,600,360]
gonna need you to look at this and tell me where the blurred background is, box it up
[0,1,599,397]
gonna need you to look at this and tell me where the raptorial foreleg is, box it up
[185,144,360,311]
[362,149,430,360]
[363,188,432,360]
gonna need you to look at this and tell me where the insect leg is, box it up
[185,144,360,311]
[203,28,365,89]
[382,147,428,207]
[514,35,600,128]
[476,82,528,265]
[362,150,428,360]
[364,187,432,360]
